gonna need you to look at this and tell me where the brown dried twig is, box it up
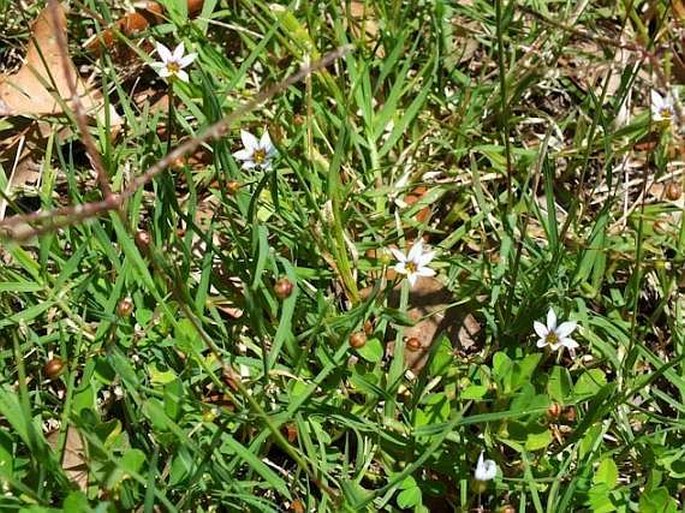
[47,0,112,199]
[0,42,352,241]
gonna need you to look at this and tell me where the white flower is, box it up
[534,308,578,352]
[390,239,436,287]
[651,90,678,123]
[474,452,497,481]
[233,130,277,170]
[151,41,197,83]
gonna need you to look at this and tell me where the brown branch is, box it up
[0,44,353,241]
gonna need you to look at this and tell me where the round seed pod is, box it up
[405,337,421,352]
[117,297,134,317]
[290,500,305,513]
[274,278,294,300]
[547,402,562,419]
[349,331,367,349]
[226,180,241,195]
[363,319,374,335]
[44,357,66,380]
[499,505,516,513]
[562,405,576,423]
[666,181,682,201]
[135,230,151,251]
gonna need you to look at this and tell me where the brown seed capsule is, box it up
[44,357,66,380]
[293,114,305,126]
[363,319,374,335]
[135,230,151,251]
[290,499,305,513]
[274,278,294,300]
[349,331,367,349]
[283,423,298,443]
[226,180,241,195]
[666,181,682,201]
[547,402,562,419]
[499,505,516,513]
[117,297,134,317]
[405,337,421,352]
[562,405,576,423]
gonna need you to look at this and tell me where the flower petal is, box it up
[173,42,186,60]
[416,267,436,277]
[233,149,253,161]
[407,239,424,262]
[259,131,274,152]
[651,90,665,111]
[533,321,548,339]
[241,161,257,169]
[546,308,557,330]
[560,337,579,349]
[240,130,259,152]
[158,67,171,78]
[176,69,189,83]
[417,250,436,267]
[556,321,577,338]
[179,52,197,68]
[536,338,548,348]
[407,273,418,287]
[156,42,172,62]
[389,247,406,263]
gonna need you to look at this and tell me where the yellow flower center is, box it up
[545,332,559,346]
[166,61,181,75]
[405,261,418,274]
[253,148,267,164]
[660,107,673,121]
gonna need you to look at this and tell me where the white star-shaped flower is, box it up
[151,41,197,83]
[474,452,497,482]
[651,90,678,123]
[389,239,436,287]
[233,130,277,170]
[534,308,578,353]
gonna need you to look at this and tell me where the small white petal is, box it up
[158,68,171,78]
[156,42,172,63]
[240,130,259,152]
[546,308,557,330]
[417,250,436,267]
[179,53,197,67]
[407,273,418,287]
[416,267,436,277]
[389,247,407,263]
[651,90,665,111]
[533,321,548,339]
[536,338,548,348]
[259,131,274,151]
[475,452,497,481]
[233,149,253,161]
[556,321,577,338]
[176,69,189,82]
[173,42,186,60]
[561,338,579,350]
[393,262,408,275]
[241,161,257,169]
[407,240,425,262]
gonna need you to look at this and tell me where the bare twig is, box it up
[0,44,352,241]
[48,0,112,198]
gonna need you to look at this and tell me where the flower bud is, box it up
[44,357,66,380]
[349,331,367,349]
[274,278,294,300]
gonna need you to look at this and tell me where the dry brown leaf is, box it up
[47,425,89,490]
[86,0,205,55]
[0,4,96,117]
[363,276,483,374]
